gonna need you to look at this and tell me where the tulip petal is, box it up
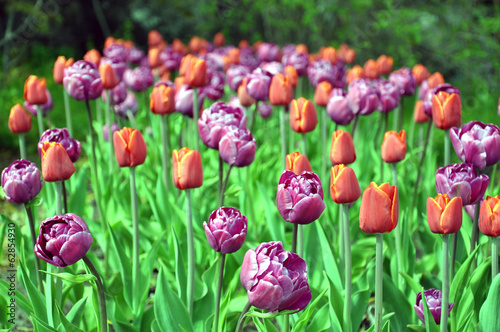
[59,231,93,266]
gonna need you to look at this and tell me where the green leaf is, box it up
[406,325,426,332]
[19,259,48,323]
[252,316,279,332]
[364,313,395,332]
[323,271,343,332]
[257,182,284,245]
[172,227,187,304]
[65,296,88,326]
[26,195,43,208]
[40,271,96,285]
[0,279,33,316]
[479,273,500,332]
[305,303,331,332]
[30,313,59,332]
[291,288,328,332]
[316,222,342,290]
[400,272,422,295]
[56,302,85,332]
[421,287,439,332]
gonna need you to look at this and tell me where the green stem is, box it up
[298,224,304,258]
[339,205,345,284]
[96,98,102,125]
[19,133,27,159]
[24,205,43,294]
[321,108,327,181]
[441,234,450,332]
[46,264,54,326]
[185,189,195,316]
[291,223,298,253]
[62,181,68,214]
[398,98,404,132]
[284,316,290,332]
[493,237,499,280]
[302,133,307,156]
[249,100,258,133]
[218,165,233,207]
[351,114,359,138]
[444,130,450,166]
[218,155,223,199]
[160,114,170,190]
[126,110,137,128]
[105,89,114,175]
[63,88,73,136]
[83,255,108,332]
[451,232,457,280]
[470,202,480,255]
[55,181,63,215]
[36,106,44,139]
[193,88,200,151]
[214,253,226,332]
[280,106,287,170]
[374,233,383,332]
[343,204,352,332]
[392,164,403,289]
[130,167,140,314]
[236,302,252,332]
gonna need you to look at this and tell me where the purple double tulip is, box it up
[347,78,381,116]
[226,65,250,91]
[414,289,454,325]
[276,170,325,224]
[126,46,145,65]
[114,91,138,118]
[123,66,154,92]
[1,159,43,204]
[259,61,284,76]
[377,79,401,113]
[203,207,247,254]
[64,60,103,101]
[327,88,354,125]
[450,121,500,171]
[199,71,225,101]
[219,126,256,167]
[103,43,127,63]
[38,128,81,163]
[175,85,205,118]
[389,67,416,96]
[240,241,311,312]
[257,43,280,62]
[282,52,309,76]
[159,46,182,71]
[102,81,128,105]
[246,68,272,101]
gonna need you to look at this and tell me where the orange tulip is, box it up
[172,148,203,190]
[381,130,407,163]
[174,76,186,96]
[322,46,337,65]
[290,97,318,133]
[376,55,393,75]
[150,84,175,115]
[239,40,249,49]
[172,38,187,55]
[427,194,462,234]
[189,36,202,53]
[296,44,309,55]
[24,75,48,105]
[104,36,116,49]
[330,164,361,204]
[184,56,208,87]
[431,91,462,130]
[363,59,378,79]
[427,72,445,89]
[413,100,430,123]
[359,182,398,233]
[238,77,255,107]
[338,44,356,64]
[346,65,365,85]
[53,56,67,84]
[269,73,294,106]
[479,196,500,237]
[284,65,298,88]
[159,65,171,81]
[9,104,31,134]
[83,49,101,66]
[148,30,163,47]
[113,127,147,167]
[252,40,263,53]
[99,63,120,89]
[412,64,430,85]
[66,57,75,67]
[214,32,225,47]
[228,48,240,65]
[314,81,333,107]
[330,130,356,165]
[148,47,161,68]
[41,142,75,182]
[286,152,312,175]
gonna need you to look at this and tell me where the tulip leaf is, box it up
[420,287,439,332]
[406,325,426,332]
[252,316,279,332]
[18,259,48,323]
[40,271,96,285]
[172,226,187,304]
[400,271,423,294]
[257,182,285,245]
[305,303,331,332]
[26,194,43,208]
[468,257,491,318]
[56,302,85,332]
[323,270,343,331]
[364,313,395,332]
[315,222,342,290]
[64,296,88,326]
[382,274,412,331]
[457,310,474,332]
[291,288,328,332]
[245,309,299,320]
[30,313,59,332]
[479,273,500,331]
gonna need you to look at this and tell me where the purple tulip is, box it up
[450,121,500,171]
[377,79,401,113]
[102,81,128,105]
[498,97,500,117]
[198,101,247,150]
[1,159,43,204]
[282,51,309,76]
[24,88,53,116]
[203,207,247,254]
[307,59,346,89]
[114,91,138,118]
[240,241,311,312]
[414,289,454,325]
[219,126,256,167]
[123,66,154,92]
[276,170,325,224]
[175,85,205,118]
[347,78,381,116]
[34,213,93,267]
[100,57,126,80]
[389,67,416,96]
[435,163,489,206]
[260,61,284,76]
[159,46,182,71]
[226,65,250,92]
[103,43,127,62]
[103,122,119,142]
[64,60,103,101]
[126,46,145,64]
[239,49,259,71]
[281,44,296,57]
[257,43,280,62]
[199,71,225,101]
[246,68,272,101]
[38,128,81,163]
[258,102,272,118]
[327,88,354,125]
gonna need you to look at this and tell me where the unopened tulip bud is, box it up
[427,194,462,234]
[172,148,203,190]
[113,127,147,167]
[381,130,407,163]
[330,164,361,204]
[24,75,48,105]
[9,104,31,134]
[330,130,356,165]
[41,142,75,182]
[286,152,312,175]
[359,182,398,233]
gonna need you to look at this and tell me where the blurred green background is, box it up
[1,0,499,168]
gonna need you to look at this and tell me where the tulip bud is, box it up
[184,56,209,87]
[426,194,462,234]
[479,196,500,237]
[113,127,147,167]
[172,148,203,190]
[9,104,32,134]
[330,130,356,165]
[314,81,333,107]
[148,30,163,47]
[414,289,454,325]
[269,73,294,106]
[99,63,120,90]
[363,59,378,79]
[53,56,67,84]
[381,130,407,163]
[228,48,240,65]
[41,142,75,182]
[289,97,318,134]
[24,75,48,105]
[203,207,247,254]
[38,128,81,163]
[258,102,272,118]
[150,82,175,115]
[64,61,103,101]
[413,100,430,123]
[377,80,401,113]
[1,159,43,204]
[219,126,256,167]
[246,68,272,101]
[237,77,255,107]
[83,49,101,66]
[239,39,249,49]
[431,91,462,130]
[284,65,298,88]
[427,72,445,89]
[347,78,381,116]
[330,165,361,204]
[346,65,365,86]
[326,89,354,125]
[412,64,430,85]
[296,43,309,55]
[213,32,225,47]
[286,152,312,175]
[376,55,393,75]
[359,182,398,233]
[35,213,93,267]
[123,66,154,93]
[321,46,337,65]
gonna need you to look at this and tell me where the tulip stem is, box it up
[130,167,140,315]
[380,113,389,183]
[321,108,327,179]
[126,110,137,129]
[83,255,108,332]
[18,133,27,159]
[249,100,258,133]
[218,155,223,198]
[63,88,73,136]
[339,205,345,284]
[444,130,450,166]
[343,204,352,332]
[236,302,252,332]
[105,89,114,175]
[374,233,383,332]
[214,253,226,332]
[160,114,170,191]
[62,180,68,214]
[218,165,233,207]
[441,234,450,332]
[46,264,54,326]
[470,202,480,257]
[351,115,359,139]
[36,105,44,139]
[398,98,404,132]
[280,106,287,170]
[392,163,403,289]
[185,189,195,316]
[493,237,499,280]
[96,99,102,125]
[55,181,63,215]
[24,204,43,294]
[301,133,307,156]
[291,223,298,253]
[193,88,200,151]
[451,232,457,279]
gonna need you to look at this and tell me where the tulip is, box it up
[24,75,48,105]
[184,56,209,87]
[423,83,460,118]
[479,196,500,237]
[34,213,93,267]
[240,241,311,312]
[330,129,356,165]
[435,163,489,206]
[199,71,225,101]
[126,46,144,64]
[246,68,272,101]
[219,126,256,167]
[296,43,309,55]
[381,130,407,163]
[83,49,101,66]
[172,148,203,190]
[123,66,154,92]
[113,127,147,168]
[428,72,445,89]
[237,77,255,107]
[148,30,163,47]
[269,73,294,106]
[103,43,127,63]
[450,121,500,171]
[321,46,337,65]
[347,78,381,116]
[9,104,31,134]
[286,152,312,175]
[427,194,462,234]
[363,59,378,79]
[414,289,454,325]
[307,59,345,88]
[282,51,309,76]
[413,100,430,123]
[330,164,361,204]
[432,91,462,130]
[99,63,120,90]
[257,43,280,62]
[326,89,354,125]
[148,47,161,68]
[203,207,247,254]
[24,88,53,117]
[276,170,325,225]
[213,32,225,47]
[359,182,398,233]
[389,67,416,96]
[377,80,401,113]
[1,159,43,204]
[41,142,75,182]
[226,65,250,92]
[290,97,318,133]
[103,122,119,142]
[64,60,103,101]
[103,81,127,105]
[258,102,272,118]
[284,65,298,88]
[53,56,74,84]
[346,65,365,85]
[376,55,393,75]
[150,81,175,115]
[498,97,500,118]
[314,81,333,107]
[114,91,138,119]
[228,48,240,65]
[38,128,81,163]
[412,64,430,85]
[175,84,205,117]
